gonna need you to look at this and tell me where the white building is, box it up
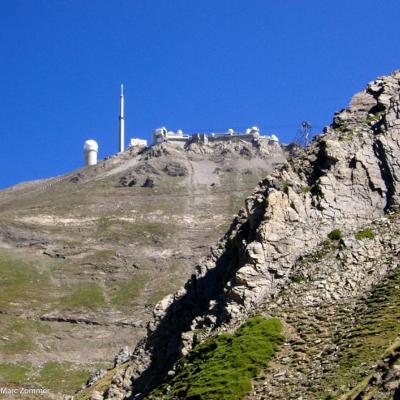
[84,140,98,166]
[129,138,148,147]
[151,125,279,147]
[152,127,189,144]
[269,134,279,143]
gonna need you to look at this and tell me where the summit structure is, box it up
[152,126,279,146]
[119,84,125,153]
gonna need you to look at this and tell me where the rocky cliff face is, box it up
[84,70,400,399]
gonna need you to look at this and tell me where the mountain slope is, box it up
[0,140,285,397]
[85,70,400,400]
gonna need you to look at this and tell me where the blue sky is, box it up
[1,1,400,188]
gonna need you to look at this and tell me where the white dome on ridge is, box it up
[84,140,99,152]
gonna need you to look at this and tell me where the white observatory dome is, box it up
[84,139,99,166]
[84,139,99,152]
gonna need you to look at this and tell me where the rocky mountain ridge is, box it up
[83,70,400,399]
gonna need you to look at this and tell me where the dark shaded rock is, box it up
[163,162,188,177]
[135,164,161,176]
[119,175,137,187]
[143,178,155,188]
[70,173,85,183]
[284,143,302,157]
[240,146,252,159]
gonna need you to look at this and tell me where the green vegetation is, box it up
[37,361,91,393]
[97,216,113,231]
[149,316,284,400]
[94,217,179,245]
[338,132,354,141]
[0,250,56,312]
[108,273,148,309]
[60,282,105,310]
[282,181,293,193]
[366,112,383,125]
[317,239,337,257]
[0,360,97,394]
[290,273,305,284]
[75,367,123,400]
[355,228,375,240]
[340,339,400,400]
[327,229,342,241]
[297,239,336,265]
[85,249,116,265]
[0,363,31,384]
[301,185,313,193]
[0,315,51,354]
[146,288,175,307]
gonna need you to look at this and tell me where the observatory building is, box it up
[129,138,148,147]
[84,140,98,166]
[151,126,279,146]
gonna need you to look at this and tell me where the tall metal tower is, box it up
[299,121,312,147]
[119,84,125,153]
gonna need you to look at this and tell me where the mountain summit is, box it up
[80,70,400,400]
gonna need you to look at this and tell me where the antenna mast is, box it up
[119,84,125,152]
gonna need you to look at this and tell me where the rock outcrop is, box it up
[87,70,400,399]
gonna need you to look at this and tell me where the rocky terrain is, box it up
[0,137,285,397]
[78,70,400,400]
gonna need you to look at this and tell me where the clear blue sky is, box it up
[1,0,400,189]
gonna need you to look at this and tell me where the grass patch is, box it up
[59,282,105,310]
[0,315,51,354]
[327,229,342,241]
[81,249,116,266]
[0,363,31,384]
[0,250,56,312]
[108,273,148,310]
[146,288,175,307]
[0,359,107,395]
[37,361,91,393]
[355,228,375,240]
[290,273,305,284]
[94,218,179,244]
[316,240,337,257]
[149,316,284,400]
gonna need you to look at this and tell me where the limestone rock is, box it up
[89,391,104,400]
[114,346,132,366]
